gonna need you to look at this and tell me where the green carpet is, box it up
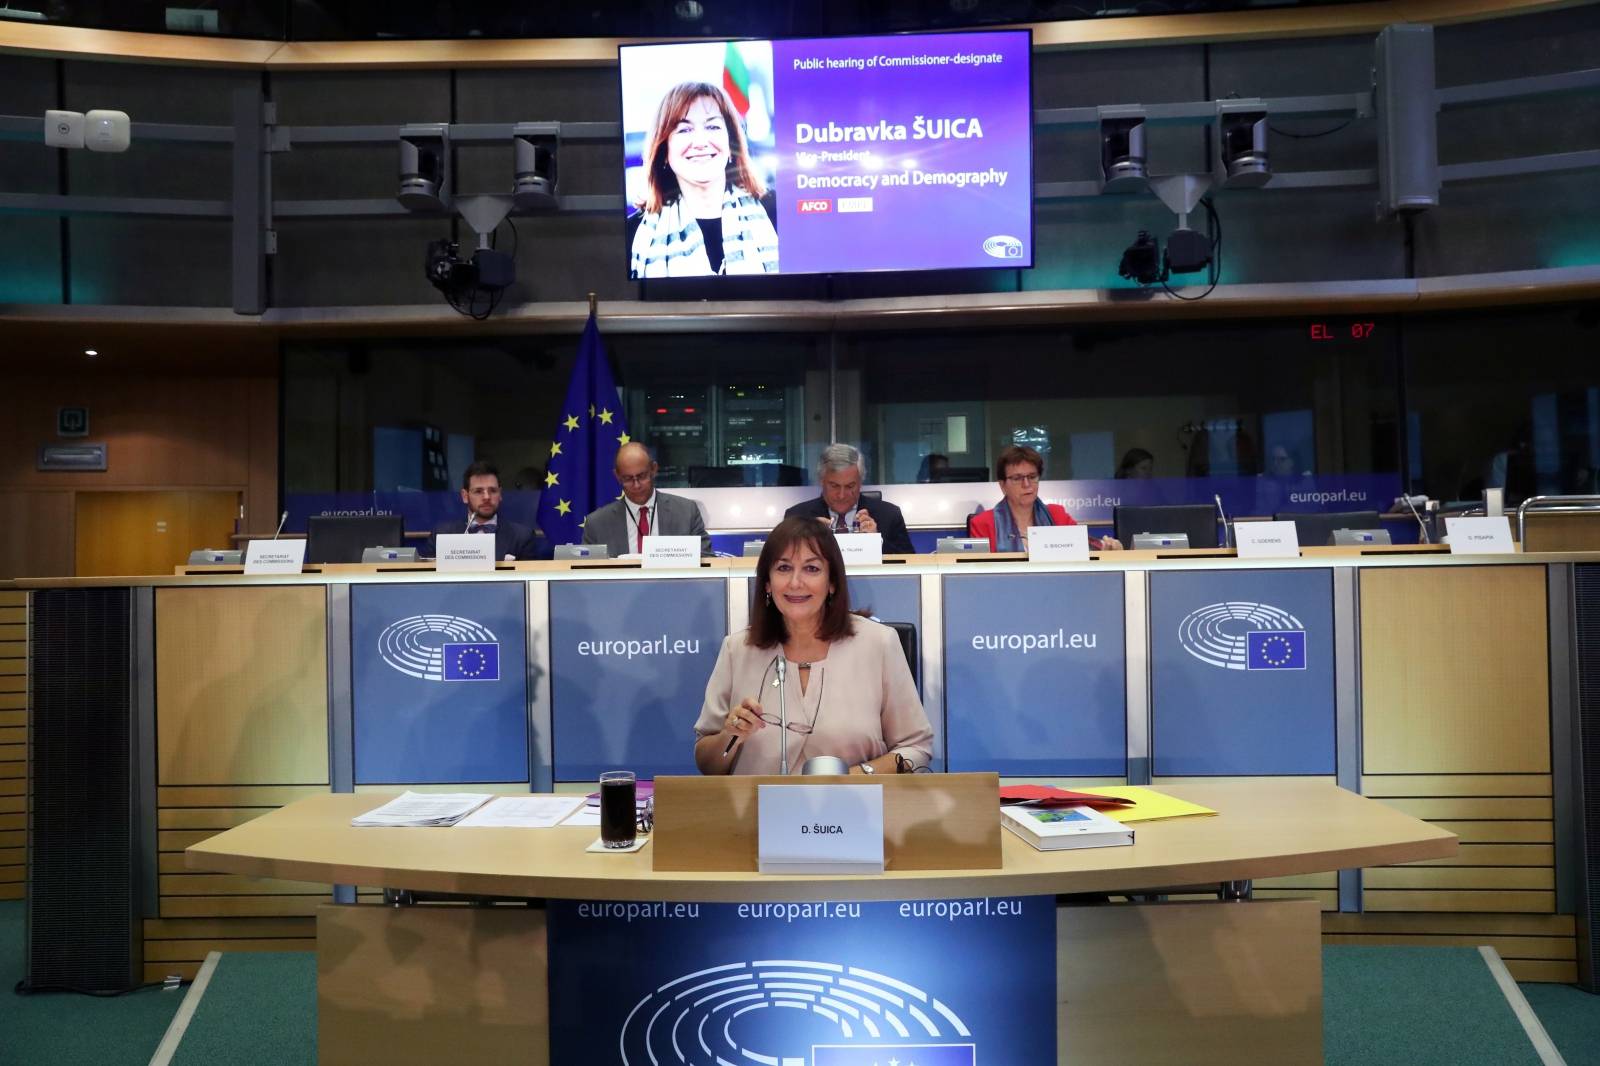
[168,952,316,1066]
[0,900,184,1066]
[1522,982,1600,1066]
[1324,946,1544,1066]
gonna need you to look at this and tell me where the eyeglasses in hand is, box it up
[758,712,814,735]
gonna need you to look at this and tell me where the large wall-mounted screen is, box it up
[620,30,1033,279]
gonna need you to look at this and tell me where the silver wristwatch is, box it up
[858,762,876,774]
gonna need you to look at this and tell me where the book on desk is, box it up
[1001,803,1135,851]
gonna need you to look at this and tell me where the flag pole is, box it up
[587,291,597,318]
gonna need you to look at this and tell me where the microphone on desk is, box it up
[1214,494,1232,549]
[1398,494,1431,544]
[272,511,289,540]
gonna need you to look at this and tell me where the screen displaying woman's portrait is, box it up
[622,43,779,278]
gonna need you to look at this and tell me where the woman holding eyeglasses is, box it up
[967,444,1125,552]
[693,517,933,776]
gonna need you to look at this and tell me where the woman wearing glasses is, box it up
[967,444,1124,552]
[694,517,932,775]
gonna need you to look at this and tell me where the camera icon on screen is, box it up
[983,235,1025,259]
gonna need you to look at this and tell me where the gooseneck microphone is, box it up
[272,510,289,539]
[1400,493,1431,544]
[775,657,790,776]
[1213,494,1231,549]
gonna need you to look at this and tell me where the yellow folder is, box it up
[1068,786,1218,824]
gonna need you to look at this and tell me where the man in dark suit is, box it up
[784,443,915,554]
[433,460,539,560]
[582,442,712,556]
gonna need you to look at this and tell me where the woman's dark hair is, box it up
[994,444,1044,482]
[638,82,766,214]
[1116,447,1154,477]
[748,517,852,648]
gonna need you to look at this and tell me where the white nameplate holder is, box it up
[1027,525,1090,562]
[757,783,884,875]
[1445,515,1515,554]
[243,539,306,575]
[434,533,495,572]
[834,532,885,567]
[1234,520,1301,559]
[641,535,700,569]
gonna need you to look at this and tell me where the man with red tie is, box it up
[581,442,712,557]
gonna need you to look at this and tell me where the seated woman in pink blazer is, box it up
[967,444,1124,552]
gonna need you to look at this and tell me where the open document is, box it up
[455,796,586,828]
[351,791,494,827]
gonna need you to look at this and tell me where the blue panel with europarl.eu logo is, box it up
[942,571,1126,776]
[1149,569,1334,775]
[1246,629,1306,671]
[814,1044,976,1065]
[351,582,528,784]
[547,896,1054,1064]
[550,578,726,782]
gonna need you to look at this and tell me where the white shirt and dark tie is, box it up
[625,493,657,552]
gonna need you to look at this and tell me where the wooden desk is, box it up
[188,781,1452,1066]
[188,780,1452,902]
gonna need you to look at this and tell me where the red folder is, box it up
[998,784,1136,809]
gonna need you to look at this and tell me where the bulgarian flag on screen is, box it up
[722,42,750,116]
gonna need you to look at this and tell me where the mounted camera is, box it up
[426,238,515,319]
[1117,231,1163,285]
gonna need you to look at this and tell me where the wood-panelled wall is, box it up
[149,586,330,982]
[0,590,24,900]
[1352,565,1570,982]
[0,374,278,579]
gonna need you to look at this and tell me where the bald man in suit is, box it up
[582,442,712,556]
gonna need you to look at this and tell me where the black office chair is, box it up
[1274,510,1384,546]
[883,621,919,687]
[687,465,745,488]
[1112,504,1220,549]
[933,466,990,484]
[305,515,405,563]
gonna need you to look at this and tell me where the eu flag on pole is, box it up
[1246,630,1307,670]
[536,312,632,548]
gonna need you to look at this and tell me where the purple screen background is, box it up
[621,31,1033,277]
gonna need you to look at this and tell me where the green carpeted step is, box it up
[0,900,185,1066]
[1324,945,1545,1066]
[1520,982,1600,1066]
[167,951,316,1066]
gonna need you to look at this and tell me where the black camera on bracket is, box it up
[1117,231,1163,285]
[426,239,515,310]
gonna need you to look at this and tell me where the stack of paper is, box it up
[351,791,494,827]
[455,796,585,828]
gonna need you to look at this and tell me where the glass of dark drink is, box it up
[599,770,637,849]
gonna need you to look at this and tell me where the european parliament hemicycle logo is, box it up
[1178,601,1307,671]
[619,959,974,1066]
[377,613,501,682]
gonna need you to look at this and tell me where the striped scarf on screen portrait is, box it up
[991,499,1055,553]
[630,186,780,278]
